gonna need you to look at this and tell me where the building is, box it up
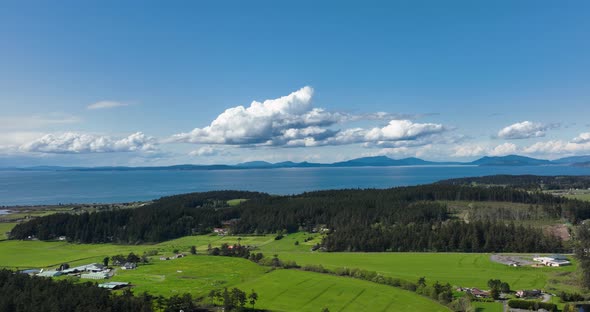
[98,282,129,290]
[533,255,571,267]
[516,289,542,298]
[81,272,109,280]
[213,228,227,236]
[469,288,489,298]
[37,270,62,277]
[20,269,41,275]
[121,262,137,270]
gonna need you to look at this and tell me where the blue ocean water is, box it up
[1,166,590,206]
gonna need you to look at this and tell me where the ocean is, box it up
[1,165,590,206]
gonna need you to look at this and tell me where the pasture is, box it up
[260,232,577,291]
[235,269,450,312]
[0,223,16,240]
[110,255,269,297]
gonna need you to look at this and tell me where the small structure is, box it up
[37,270,62,277]
[81,272,109,280]
[213,228,227,236]
[533,255,571,267]
[57,236,67,241]
[469,288,489,298]
[98,282,129,290]
[121,262,137,270]
[20,269,41,275]
[516,289,542,298]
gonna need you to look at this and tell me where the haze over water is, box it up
[2,166,590,206]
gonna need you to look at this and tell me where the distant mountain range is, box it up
[3,154,590,171]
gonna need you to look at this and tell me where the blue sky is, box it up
[1,1,590,166]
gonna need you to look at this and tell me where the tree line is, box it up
[10,182,589,253]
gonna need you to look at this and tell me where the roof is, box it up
[37,270,62,277]
[98,282,129,289]
[81,272,109,279]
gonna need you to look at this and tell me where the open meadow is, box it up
[235,269,450,312]
[0,232,581,311]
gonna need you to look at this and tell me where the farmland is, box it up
[110,256,269,298]
[235,269,450,312]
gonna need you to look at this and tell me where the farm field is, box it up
[234,268,450,312]
[0,235,274,269]
[259,232,576,291]
[110,255,269,297]
[0,232,577,291]
[472,302,503,312]
[0,223,16,240]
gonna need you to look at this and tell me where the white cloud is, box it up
[87,101,128,110]
[171,87,448,148]
[189,146,232,157]
[20,132,157,154]
[452,143,517,157]
[497,121,549,139]
[572,132,590,144]
[489,143,518,156]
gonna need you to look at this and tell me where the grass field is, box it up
[0,223,17,240]
[227,198,248,206]
[260,232,577,291]
[235,269,450,312]
[472,302,503,312]
[110,255,269,297]
[0,231,580,312]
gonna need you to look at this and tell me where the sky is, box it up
[1,1,590,167]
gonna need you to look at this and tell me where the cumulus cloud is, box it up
[497,121,550,139]
[489,143,518,156]
[572,132,590,144]
[87,101,128,110]
[189,146,232,157]
[171,86,447,148]
[452,143,518,157]
[20,132,157,154]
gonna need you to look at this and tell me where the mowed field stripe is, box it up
[338,288,366,312]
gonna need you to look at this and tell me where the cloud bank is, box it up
[20,132,157,154]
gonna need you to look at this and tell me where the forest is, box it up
[10,179,590,253]
[439,174,590,190]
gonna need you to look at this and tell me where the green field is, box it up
[0,223,17,240]
[472,302,503,312]
[260,232,576,291]
[235,269,450,312]
[0,232,580,311]
[110,255,269,297]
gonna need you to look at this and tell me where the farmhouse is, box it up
[213,228,227,236]
[121,262,137,270]
[516,289,542,298]
[533,255,571,267]
[468,288,489,298]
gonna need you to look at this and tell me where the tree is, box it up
[490,288,500,300]
[248,290,258,308]
[500,282,510,293]
[190,245,197,255]
[417,277,426,287]
[103,257,109,267]
[127,252,140,263]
